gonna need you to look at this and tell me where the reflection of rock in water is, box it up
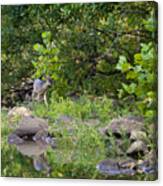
[16,140,50,172]
[33,155,50,172]
[16,141,48,157]
[96,158,136,176]
[96,157,157,176]
[8,116,56,173]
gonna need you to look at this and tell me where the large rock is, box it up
[127,140,148,156]
[14,116,48,136]
[96,158,137,176]
[100,116,144,137]
[8,106,32,123]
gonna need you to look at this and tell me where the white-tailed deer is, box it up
[32,77,52,106]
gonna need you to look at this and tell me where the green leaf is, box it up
[122,83,129,92]
[42,31,51,40]
[51,56,59,63]
[145,110,155,117]
[146,73,154,83]
[147,91,155,99]
[117,89,124,99]
[134,53,143,65]
[143,17,156,32]
[134,65,142,73]
[116,56,132,72]
[122,83,137,94]
[33,43,45,53]
[126,71,137,79]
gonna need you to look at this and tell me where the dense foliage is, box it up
[116,42,157,117]
[2,2,157,104]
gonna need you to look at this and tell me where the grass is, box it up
[1,95,157,180]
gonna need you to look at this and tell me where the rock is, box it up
[100,116,144,137]
[137,159,157,174]
[8,106,32,123]
[8,133,24,145]
[118,159,137,169]
[97,155,157,176]
[134,150,157,175]
[8,115,56,172]
[145,150,157,164]
[127,140,148,156]
[99,116,152,164]
[109,116,144,136]
[99,127,107,136]
[130,130,147,141]
[8,116,50,152]
[97,116,157,177]
[56,115,73,124]
[83,119,100,127]
[32,130,49,142]
[96,158,136,176]
[8,116,56,150]
[8,116,54,151]
[126,116,144,123]
[14,116,48,137]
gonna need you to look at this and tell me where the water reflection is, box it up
[96,158,157,176]
[8,116,56,173]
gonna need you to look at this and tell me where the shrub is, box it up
[116,42,157,118]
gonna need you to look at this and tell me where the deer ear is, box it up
[47,76,51,80]
[44,75,50,80]
[46,76,53,84]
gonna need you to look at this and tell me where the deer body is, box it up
[32,78,51,106]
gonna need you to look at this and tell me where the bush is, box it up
[116,42,157,118]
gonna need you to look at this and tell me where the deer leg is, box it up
[38,93,43,102]
[32,92,39,104]
[44,92,48,107]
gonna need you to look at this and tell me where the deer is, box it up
[32,76,52,106]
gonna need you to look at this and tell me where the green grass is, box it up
[1,95,156,180]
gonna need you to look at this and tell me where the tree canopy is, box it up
[1,2,157,116]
